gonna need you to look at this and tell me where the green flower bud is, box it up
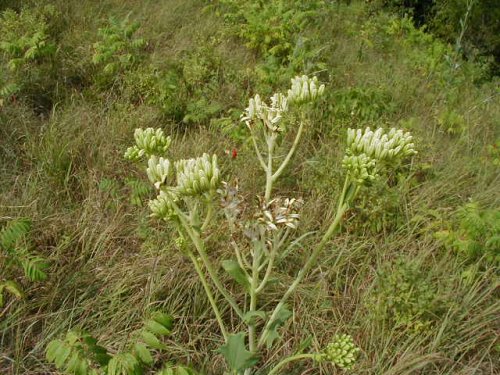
[176,153,220,196]
[287,75,325,104]
[124,145,144,161]
[342,154,378,185]
[320,334,360,369]
[346,127,416,164]
[147,156,171,189]
[133,128,172,157]
[149,190,178,220]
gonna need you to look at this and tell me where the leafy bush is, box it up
[92,16,146,88]
[0,5,60,109]
[435,203,500,265]
[0,218,48,308]
[370,257,442,333]
[46,312,196,375]
[212,0,327,63]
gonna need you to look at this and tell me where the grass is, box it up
[1,0,499,374]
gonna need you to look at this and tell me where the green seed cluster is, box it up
[287,75,325,104]
[175,153,220,196]
[321,334,360,370]
[124,128,171,160]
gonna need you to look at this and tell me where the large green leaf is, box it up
[222,260,250,290]
[217,332,258,374]
[264,305,292,349]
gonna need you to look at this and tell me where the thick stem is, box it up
[267,353,318,375]
[187,251,228,340]
[251,133,268,171]
[248,247,260,353]
[258,177,353,348]
[172,203,245,319]
[272,119,305,182]
[264,135,276,202]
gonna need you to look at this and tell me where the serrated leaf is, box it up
[145,319,171,336]
[134,342,153,365]
[217,332,258,373]
[222,260,250,290]
[265,305,292,348]
[242,310,266,325]
[141,330,166,349]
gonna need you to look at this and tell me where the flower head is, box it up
[147,156,171,189]
[241,93,288,132]
[257,197,303,231]
[346,127,416,163]
[175,153,220,196]
[287,75,325,104]
[125,128,171,160]
[319,334,360,369]
[149,190,178,220]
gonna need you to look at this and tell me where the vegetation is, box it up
[1,0,498,374]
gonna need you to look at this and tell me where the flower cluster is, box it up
[124,128,171,160]
[149,190,178,220]
[175,153,221,196]
[342,154,378,185]
[241,75,324,132]
[343,127,416,185]
[287,75,325,104]
[346,127,416,163]
[241,93,288,132]
[318,334,360,369]
[257,197,303,231]
[147,156,170,189]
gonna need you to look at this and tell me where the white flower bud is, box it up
[147,156,171,189]
[176,153,221,196]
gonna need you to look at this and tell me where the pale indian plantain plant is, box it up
[0,218,48,310]
[124,75,417,374]
[46,311,197,375]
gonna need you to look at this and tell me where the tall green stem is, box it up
[172,203,245,319]
[267,353,318,375]
[258,177,353,348]
[187,251,228,340]
[264,135,276,202]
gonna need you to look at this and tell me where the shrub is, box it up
[0,5,60,110]
[0,218,48,309]
[92,16,146,88]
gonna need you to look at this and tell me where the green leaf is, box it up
[145,319,171,336]
[217,332,258,373]
[151,311,174,330]
[2,280,24,299]
[222,260,250,290]
[141,330,166,350]
[242,310,266,325]
[134,342,153,365]
[46,339,63,363]
[265,305,292,348]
